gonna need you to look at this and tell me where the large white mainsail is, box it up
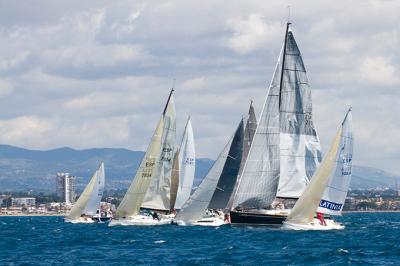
[175,120,243,224]
[114,118,164,218]
[174,117,196,210]
[66,162,105,220]
[286,109,353,225]
[277,26,321,199]
[142,90,176,211]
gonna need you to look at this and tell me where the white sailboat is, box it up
[230,22,322,225]
[141,89,176,212]
[174,119,244,226]
[172,116,196,210]
[109,90,176,226]
[283,108,353,230]
[65,162,105,224]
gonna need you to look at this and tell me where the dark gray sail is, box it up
[240,102,257,176]
[175,120,243,224]
[208,120,244,209]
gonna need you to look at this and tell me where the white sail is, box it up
[115,117,164,218]
[277,28,321,199]
[176,121,242,223]
[286,109,352,224]
[83,162,105,215]
[232,46,283,209]
[317,110,353,215]
[174,117,196,210]
[66,162,105,220]
[142,92,176,211]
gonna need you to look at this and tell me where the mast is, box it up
[163,88,174,115]
[279,22,291,109]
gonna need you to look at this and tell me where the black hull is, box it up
[230,210,287,225]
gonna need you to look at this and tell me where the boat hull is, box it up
[108,214,173,226]
[174,216,227,227]
[64,217,95,224]
[283,218,344,230]
[230,210,287,225]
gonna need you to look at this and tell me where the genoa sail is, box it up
[66,162,105,220]
[114,118,164,218]
[175,120,243,224]
[317,109,353,215]
[174,117,196,210]
[231,46,283,210]
[277,26,322,199]
[142,90,176,211]
[286,109,352,224]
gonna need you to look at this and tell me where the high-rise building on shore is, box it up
[56,173,76,204]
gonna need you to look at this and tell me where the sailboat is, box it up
[283,108,353,230]
[230,22,322,225]
[109,89,176,226]
[65,162,105,223]
[171,116,196,210]
[174,119,244,226]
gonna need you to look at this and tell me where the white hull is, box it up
[108,214,173,226]
[64,217,95,224]
[175,211,227,227]
[283,218,344,230]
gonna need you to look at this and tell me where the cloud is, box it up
[0,0,399,174]
[226,14,281,55]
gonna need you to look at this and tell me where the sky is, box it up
[0,0,399,174]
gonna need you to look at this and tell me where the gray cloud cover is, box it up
[0,0,399,174]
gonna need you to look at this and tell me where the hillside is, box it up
[0,144,397,192]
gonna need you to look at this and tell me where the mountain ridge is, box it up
[0,144,398,192]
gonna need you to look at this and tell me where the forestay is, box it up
[115,118,164,218]
[174,118,196,210]
[66,162,105,220]
[277,28,321,199]
[142,92,176,211]
[287,109,352,224]
[317,110,353,215]
[175,120,243,224]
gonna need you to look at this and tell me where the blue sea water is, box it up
[0,213,399,265]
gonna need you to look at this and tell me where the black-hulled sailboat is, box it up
[230,22,322,225]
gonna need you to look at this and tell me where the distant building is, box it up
[11,197,36,207]
[56,173,76,204]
